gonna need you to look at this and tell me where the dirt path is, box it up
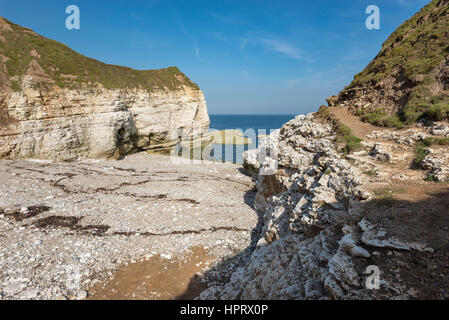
[329,106,379,138]
[0,153,260,300]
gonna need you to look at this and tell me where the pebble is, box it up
[76,290,88,300]
[20,288,40,299]
[3,281,28,294]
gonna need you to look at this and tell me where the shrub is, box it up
[364,170,376,176]
[382,115,405,128]
[413,146,429,168]
[315,105,363,155]
[362,109,405,128]
[403,95,449,123]
[10,80,20,92]
[343,135,362,154]
[422,137,449,147]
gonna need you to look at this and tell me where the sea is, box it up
[207,114,296,164]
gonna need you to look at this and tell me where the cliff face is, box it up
[0,79,209,160]
[0,17,209,160]
[328,0,449,126]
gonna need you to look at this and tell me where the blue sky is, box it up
[0,0,430,114]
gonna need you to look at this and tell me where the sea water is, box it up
[207,114,296,164]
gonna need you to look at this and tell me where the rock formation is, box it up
[203,113,448,300]
[0,17,209,160]
[203,115,375,299]
[201,0,449,300]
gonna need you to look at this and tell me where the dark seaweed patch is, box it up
[32,215,110,236]
[0,205,51,221]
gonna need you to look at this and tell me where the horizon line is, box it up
[209,113,299,116]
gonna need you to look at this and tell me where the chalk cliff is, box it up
[0,17,209,160]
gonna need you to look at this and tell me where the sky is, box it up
[0,0,430,115]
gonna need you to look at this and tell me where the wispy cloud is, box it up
[241,35,305,61]
[396,0,409,6]
[259,37,303,60]
[342,46,367,62]
[211,12,310,62]
[178,20,202,60]
[129,30,158,49]
[394,0,425,6]
[284,77,303,88]
[130,12,145,22]
[210,31,228,42]
[193,39,200,58]
[211,12,250,26]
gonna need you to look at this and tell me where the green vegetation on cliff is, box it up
[353,0,449,86]
[347,0,449,125]
[0,17,199,91]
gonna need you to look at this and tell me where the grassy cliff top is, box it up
[0,17,199,92]
[353,0,449,86]
[341,0,449,125]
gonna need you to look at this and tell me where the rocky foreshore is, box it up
[0,153,259,300]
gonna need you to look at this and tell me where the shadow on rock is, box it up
[176,186,265,300]
[180,184,449,300]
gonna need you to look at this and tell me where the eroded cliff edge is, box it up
[0,17,209,160]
